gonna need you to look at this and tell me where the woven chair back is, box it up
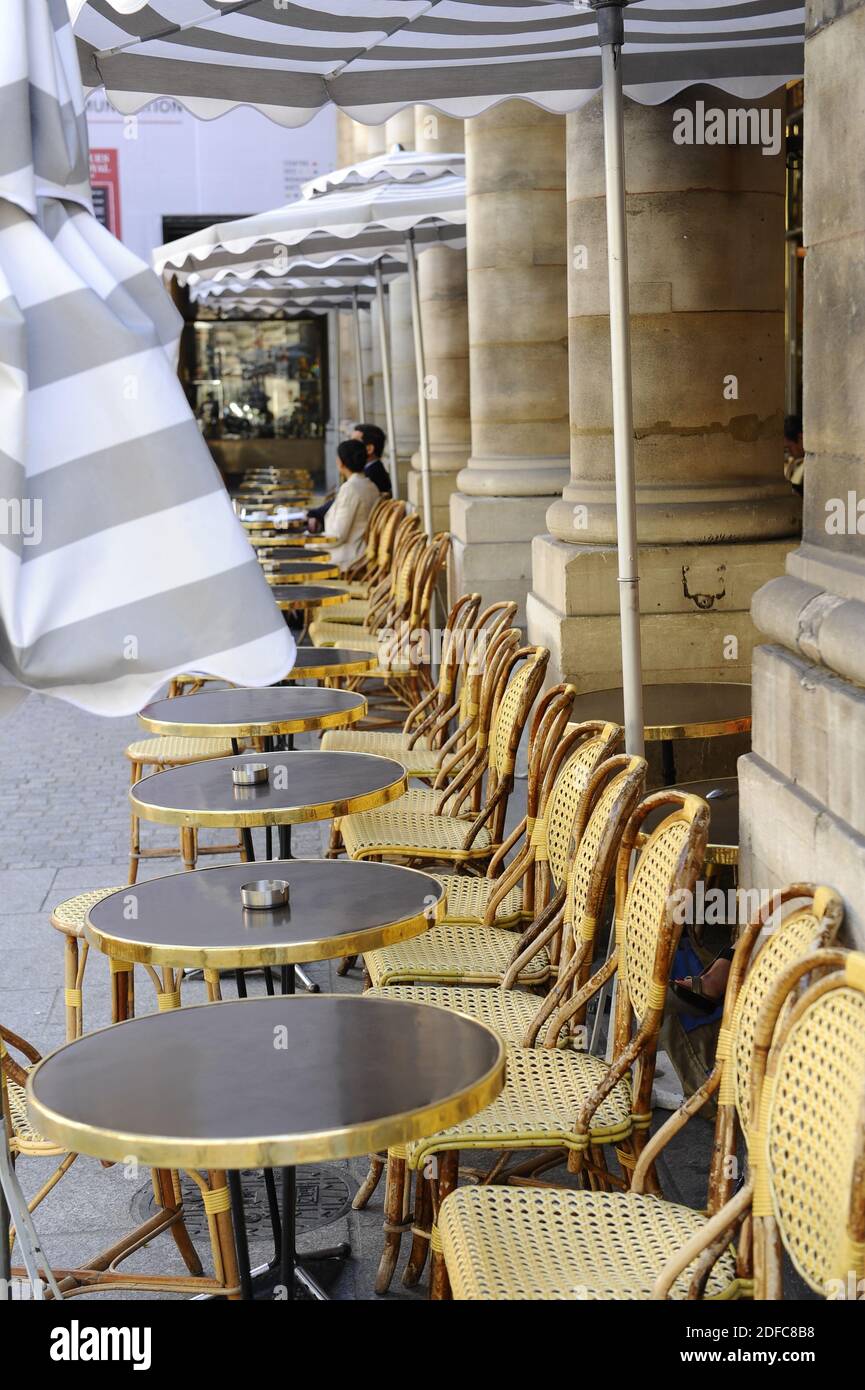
[750,949,865,1296]
[542,722,624,891]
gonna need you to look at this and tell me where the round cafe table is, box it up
[85,859,446,997]
[569,682,751,784]
[242,514,312,530]
[263,560,340,585]
[259,550,332,569]
[138,686,366,741]
[28,995,505,1300]
[290,647,376,681]
[130,750,406,863]
[250,533,337,549]
[272,584,350,644]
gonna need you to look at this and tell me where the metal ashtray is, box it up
[241,879,289,910]
[232,762,269,786]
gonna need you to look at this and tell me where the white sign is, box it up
[84,95,337,264]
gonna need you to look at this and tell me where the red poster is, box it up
[89,148,121,238]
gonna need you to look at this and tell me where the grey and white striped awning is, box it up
[302,148,466,198]
[154,169,467,285]
[192,274,379,314]
[0,0,293,713]
[72,1,804,128]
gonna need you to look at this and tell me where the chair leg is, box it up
[180,826,196,872]
[128,761,142,884]
[402,1172,432,1288]
[352,1152,385,1210]
[336,954,357,977]
[429,1151,459,1301]
[375,1153,408,1294]
[153,1169,203,1278]
[63,936,80,1043]
[110,961,134,1023]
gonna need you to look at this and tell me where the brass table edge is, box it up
[26,998,506,1170]
[129,760,408,828]
[137,694,367,739]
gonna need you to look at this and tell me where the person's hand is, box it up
[307,516,321,533]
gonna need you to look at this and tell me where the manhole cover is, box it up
[133,1165,356,1241]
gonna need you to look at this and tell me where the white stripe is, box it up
[0,216,85,310]
[27,346,191,474]
[9,491,248,641]
[10,626,295,717]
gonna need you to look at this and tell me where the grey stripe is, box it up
[15,419,221,560]
[0,289,26,376]
[182,223,463,276]
[22,282,176,389]
[0,557,286,689]
[0,81,89,192]
[90,51,328,107]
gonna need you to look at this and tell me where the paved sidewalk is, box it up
[1,687,717,1301]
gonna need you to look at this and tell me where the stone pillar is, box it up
[337,310,359,432]
[740,2,865,947]
[336,114,356,167]
[385,110,415,149]
[451,102,569,622]
[387,275,418,499]
[403,108,470,533]
[528,89,800,687]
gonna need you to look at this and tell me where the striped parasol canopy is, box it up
[72,1,804,128]
[0,0,293,714]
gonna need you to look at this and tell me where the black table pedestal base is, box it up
[227,1165,351,1302]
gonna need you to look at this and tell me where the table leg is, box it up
[228,1171,253,1302]
[661,737,677,786]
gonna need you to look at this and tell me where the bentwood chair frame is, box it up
[436,886,845,1301]
[340,644,550,872]
[401,789,709,1298]
[367,753,649,1292]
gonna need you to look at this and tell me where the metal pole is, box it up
[595,1,644,755]
[405,230,434,539]
[351,287,366,420]
[374,259,399,497]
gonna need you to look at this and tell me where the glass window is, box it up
[190,317,324,441]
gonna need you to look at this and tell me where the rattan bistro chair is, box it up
[437,885,844,1300]
[339,645,550,872]
[320,592,484,777]
[125,735,247,883]
[383,789,710,1297]
[361,716,623,989]
[48,888,125,1040]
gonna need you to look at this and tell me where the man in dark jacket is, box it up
[307,423,391,531]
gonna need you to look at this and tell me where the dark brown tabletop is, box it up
[27,995,506,1169]
[130,749,407,829]
[264,560,340,585]
[260,550,332,566]
[137,687,365,738]
[569,683,751,741]
[290,647,376,679]
[272,584,348,611]
[85,859,446,969]
[641,777,739,865]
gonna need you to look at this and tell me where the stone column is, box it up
[528,89,799,687]
[402,107,471,533]
[385,110,415,149]
[451,102,569,622]
[740,1,865,947]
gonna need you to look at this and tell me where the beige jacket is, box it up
[326,471,379,570]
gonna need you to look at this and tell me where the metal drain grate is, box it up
[133,1165,356,1240]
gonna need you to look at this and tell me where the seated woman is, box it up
[325,438,380,571]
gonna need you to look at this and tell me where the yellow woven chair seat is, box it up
[320,729,438,777]
[49,887,122,939]
[405,1045,634,1171]
[6,1080,58,1156]
[364,924,550,988]
[125,736,237,765]
[309,622,381,651]
[341,799,491,863]
[316,597,370,624]
[366,985,553,1046]
[429,874,525,927]
[438,1187,739,1301]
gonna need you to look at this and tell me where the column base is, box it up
[527,533,794,687]
[450,493,553,625]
